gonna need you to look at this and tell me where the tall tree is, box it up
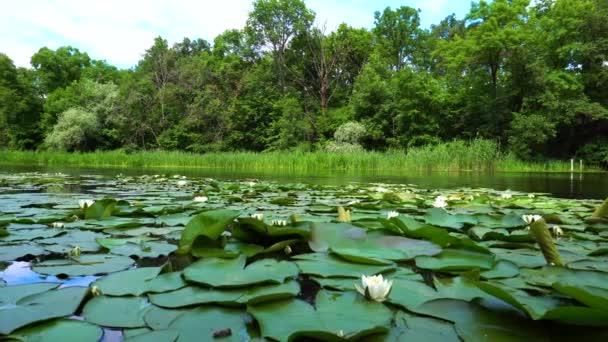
[246,0,314,91]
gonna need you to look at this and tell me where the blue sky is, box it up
[0,0,472,69]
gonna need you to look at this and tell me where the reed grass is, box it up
[0,140,602,173]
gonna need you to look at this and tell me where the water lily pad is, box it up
[82,296,150,328]
[166,306,251,342]
[293,253,396,278]
[85,198,117,219]
[93,267,185,296]
[108,241,177,258]
[424,208,476,230]
[413,299,549,341]
[415,248,495,271]
[123,329,179,342]
[7,318,103,342]
[149,280,299,308]
[184,255,298,288]
[32,254,134,276]
[0,243,46,261]
[368,311,459,342]
[0,283,59,304]
[332,235,442,264]
[248,290,392,341]
[0,286,88,334]
[480,260,520,279]
[176,209,240,254]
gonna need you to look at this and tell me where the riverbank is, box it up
[1,142,603,173]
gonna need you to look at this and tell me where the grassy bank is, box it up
[0,140,602,173]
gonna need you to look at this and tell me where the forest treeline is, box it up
[0,0,607,166]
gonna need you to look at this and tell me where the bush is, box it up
[324,141,365,153]
[45,108,99,151]
[334,121,366,144]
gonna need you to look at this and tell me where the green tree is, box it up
[373,6,422,71]
[31,46,91,94]
[246,0,314,91]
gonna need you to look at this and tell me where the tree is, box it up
[373,6,422,71]
[0,54,42,148]
[31,46,91,94]
[246,0,314,91]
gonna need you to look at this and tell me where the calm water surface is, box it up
[2,165,606,199]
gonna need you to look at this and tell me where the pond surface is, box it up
[2,165,607,199]
[0,169,607,341]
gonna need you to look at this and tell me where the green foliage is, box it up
[508,113,557,160]
[0,0,606,169]
[334,121,366,144]
[44,108,100,151]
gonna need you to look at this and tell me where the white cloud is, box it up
[0,0,468,69]
[0,0,252,68]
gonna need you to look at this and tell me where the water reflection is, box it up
[0,261,97,286]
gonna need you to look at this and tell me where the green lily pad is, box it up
[415,248,495,272]
[166,306,251,342]
[0,243,47,262]
[82,296,150,328]
[476,281,608,325]
[0,286,88,334]
[7,319,103,342]
[332,234,442,264]
[249,290,392,341]
[414,299,549,341]
[92,267,186,296]
[149,280,300,308]
[424,208,476,230]
[85,198,117,219]
[293,253,396,278]
[184,255,298,288]
[367,311,459,342]
[0,283,59,304]
[176,209,240,254]
[32,254,134,276]
[123,329,180,342]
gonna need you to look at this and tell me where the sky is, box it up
[0,0,472,69]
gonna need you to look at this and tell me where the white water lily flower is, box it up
[51,222,65,228]
[552,225,564,237]
[251,213,264,221]
[193,196,208,202]
[271,219,287,226]
[387,211,399,219]
[433,195,448,208]
[374,186,389,193]
[78,199,95,209]
[176,180,188,187]
[522,214,543,225]
[528,194,535,198]
[347,199,360,206]
[248,181,256,187]
[501,192,512,199]
[221,231,232,238]
[355,274,392,302]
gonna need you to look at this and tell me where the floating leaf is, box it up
[183,255,298,287]
[32,254,134,276]
[0,286,88,334]
[82,296,149,328]
[149,280,299,308]
[176,209,240,255]
[249,290,392,341]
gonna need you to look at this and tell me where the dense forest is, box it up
[0,0,607,165]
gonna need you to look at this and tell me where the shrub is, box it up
[45,108,99,151]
